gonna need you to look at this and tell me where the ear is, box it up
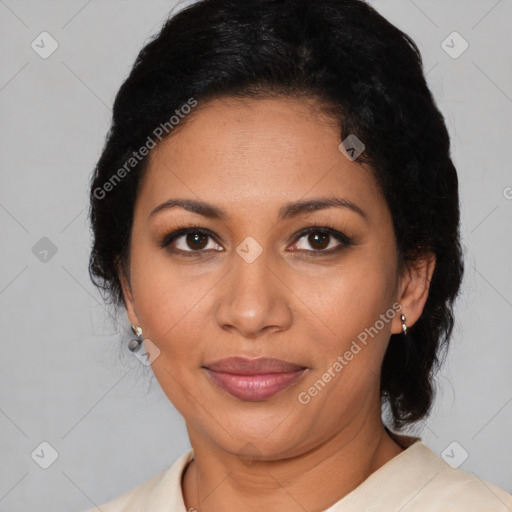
[391,252,436,334]
[116,258,141,328]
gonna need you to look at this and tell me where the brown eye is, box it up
[185,232,209,250]
[160,228,223,254]
[291,227,354,253]
[308,232,330,250]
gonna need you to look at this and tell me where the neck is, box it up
[182,414,404,512]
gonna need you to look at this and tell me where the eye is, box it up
[160,225,354,256]
[290,227,354,254]
[160,228,223,255]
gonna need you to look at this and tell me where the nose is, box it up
[214,248,293,339]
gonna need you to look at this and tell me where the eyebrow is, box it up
[149,197,368,222]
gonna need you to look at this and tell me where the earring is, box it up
[400,314,408,336]
[128,324,143,352]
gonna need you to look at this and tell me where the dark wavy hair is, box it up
[88,0,464,430]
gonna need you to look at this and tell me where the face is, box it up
[121,96,419,460]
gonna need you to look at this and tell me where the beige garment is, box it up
[86,433,512,511]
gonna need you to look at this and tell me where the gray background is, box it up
[0,0,511,510]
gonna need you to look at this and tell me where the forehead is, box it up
[137,96,386,221]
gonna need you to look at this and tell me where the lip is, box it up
[203,357,308,401]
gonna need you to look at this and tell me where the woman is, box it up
[86,0,512,510]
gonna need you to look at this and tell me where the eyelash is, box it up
[159,223,355,257]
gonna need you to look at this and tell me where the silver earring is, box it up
[128,324,143,352]
[400,314,408,336]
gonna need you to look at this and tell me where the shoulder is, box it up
[381,438,512,511]
[406,446,512,511]
[83,449,194,512]
[332,434,512,512]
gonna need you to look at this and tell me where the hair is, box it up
[88,0,464,430]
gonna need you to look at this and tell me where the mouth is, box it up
[203,357,308,401]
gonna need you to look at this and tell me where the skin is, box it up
[120,96,435,511]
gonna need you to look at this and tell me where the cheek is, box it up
[295,254,397,340]
[129,249,211,413]
[292,262,396,424]
[290,250,398,407]
[128,243,210,360]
